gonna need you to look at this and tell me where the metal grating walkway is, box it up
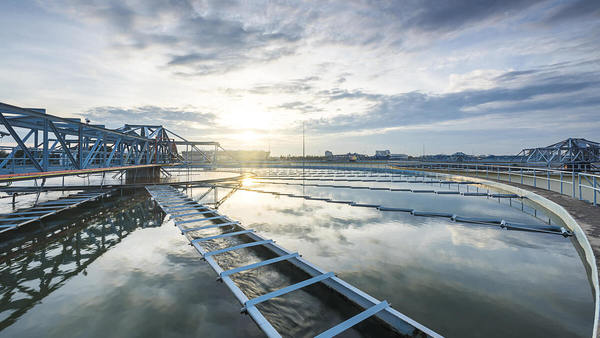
[0,190,110,234]
[146,185,443,338]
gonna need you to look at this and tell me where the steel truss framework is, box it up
[517,138,600,167]
[0,102,219,175]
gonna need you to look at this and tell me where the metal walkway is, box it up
[254,179,522,199]
[146,185,442,338]
[220,185,572,237]
[0,190,109,234]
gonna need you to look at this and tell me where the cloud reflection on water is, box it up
[216,182,594,338]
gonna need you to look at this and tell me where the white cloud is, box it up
[0,0,598,154]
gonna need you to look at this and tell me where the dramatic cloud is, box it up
[1,0,599,155]
[401,0,546,32]
[305,61,600,133]
[85,106,216,131]
[545,0,600,23]
[41,0,308,75]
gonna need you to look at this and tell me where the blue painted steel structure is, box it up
[0,102,218,177]
[517,138,600,169]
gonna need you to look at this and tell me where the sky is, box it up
[0,0,599,156]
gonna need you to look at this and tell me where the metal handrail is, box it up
[388,161,599,206]
[207,160,600,206]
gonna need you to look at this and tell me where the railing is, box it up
[389,161,600,206]
[0,147,175,174]
[211,160,600,207]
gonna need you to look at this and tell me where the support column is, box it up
[125,166,161,184]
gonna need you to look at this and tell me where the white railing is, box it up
[389,161,600,206]
[208,159,600,206]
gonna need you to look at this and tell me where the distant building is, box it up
[375,150,391,158]
[324,152,367,162]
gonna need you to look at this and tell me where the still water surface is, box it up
[0,169,595,337]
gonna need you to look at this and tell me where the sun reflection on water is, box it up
[242,177,257,187]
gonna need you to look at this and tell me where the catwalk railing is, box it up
[214,160,600,207]
[389,161,600,207]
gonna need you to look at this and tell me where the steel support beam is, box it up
[0,112,43,171]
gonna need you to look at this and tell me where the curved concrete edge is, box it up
[438,173,599,338]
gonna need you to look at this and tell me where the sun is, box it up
[237,130,261,141]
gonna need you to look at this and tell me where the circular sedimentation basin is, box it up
[435,171,599,338]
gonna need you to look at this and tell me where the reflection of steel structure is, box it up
[0,190,109,234]
[0,195,163,329]
[0,102,219,177]
[189,184,241,208]
[517,138,600,168]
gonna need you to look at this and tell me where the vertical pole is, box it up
[78,126,83,169]
[579,174,582,200]
[547,171,550,190]
[533,170,536,187]
[121,142,125,165]
[593,176,597,206]
[34,130,39,163]
[213,144,217,170]
[560,172,563,194]
[102,133,106,167]
[521,168,523,185]
[43,119,48,171]
[302,121,305,178]
[572,170,576,198]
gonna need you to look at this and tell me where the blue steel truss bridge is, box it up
[0,102,222,182]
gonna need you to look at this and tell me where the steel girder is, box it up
[517,138,600,167]
[0,102,218,174]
